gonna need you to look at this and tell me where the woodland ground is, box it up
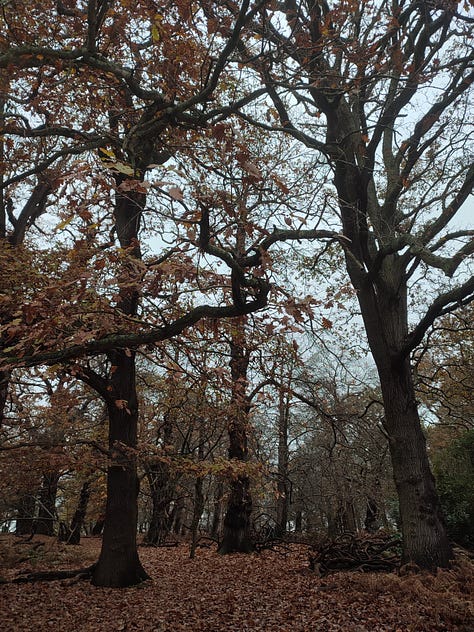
[0,535,472,632]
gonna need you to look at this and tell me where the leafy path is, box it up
[0,537,472,631]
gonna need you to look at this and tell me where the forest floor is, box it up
[0,535,473,632]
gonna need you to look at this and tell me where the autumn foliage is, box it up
[1,3,473,627]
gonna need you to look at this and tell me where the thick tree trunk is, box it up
[35,471,60,536]
[353,271,453,567]
[91,350,149,587]
[218,475,254,554]
[218,326,254,554]
[144,488,172,546]
[379,359,453,568]
[331,122,453,567]
[340,500,357,534]
[91,176,151,585]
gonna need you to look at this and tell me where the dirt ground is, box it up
[0,535,472,631]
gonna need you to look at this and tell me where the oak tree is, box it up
[242,0,474,568]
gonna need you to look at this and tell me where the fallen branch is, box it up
[309,532,401,576]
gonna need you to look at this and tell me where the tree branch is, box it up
[402,275,474,358]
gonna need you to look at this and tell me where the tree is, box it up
[241,0,474,567]
[0,0,275,586]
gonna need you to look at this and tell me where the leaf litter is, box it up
[0,536,472,631]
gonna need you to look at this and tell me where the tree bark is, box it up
[351,262,453,567]
[90,174,150,586]
[66,480,91,545]
[340,500,357,534]
[210,481,224,540]
[0,370,9,427]
[171,495,186,535]
[219,475,254,554]
[144,413,175,545]
[364,497,379,533]
[189,475,205,558]
[218,324,254,553]
[92,350,149,586]
[190,425,206,558]
[329,97,453,567]
[294,510,302,533]
[91,517,104,536]
[379,358,452,567]
[275,385,290,538]
[15,494,36,536]
[35,471,60,536]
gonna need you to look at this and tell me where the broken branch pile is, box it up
[309,531,401,576]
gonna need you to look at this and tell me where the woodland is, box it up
[0,0,473,629]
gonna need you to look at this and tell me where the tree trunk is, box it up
[171,495,185,535]
[90,172,152,585]
[379,358,453,568]
[218,476,254,554]
[295,510,303,533]
[364,497,379,533]
[340,500,357,534]
[350,266,453,566]
[15,494,36,536]
[210,481,224,540]
[91,350,149,587]
[67,480,91,545]
[190,475,205,558]
[91,517,104,536]
[218,325,254,554]
[275,385,290,538]
[0,370,9,427]
[331,118,453,567]
[190,425,206,558]
[35,471,60,536]
[144,484,172,546]
[144,413,175,545]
